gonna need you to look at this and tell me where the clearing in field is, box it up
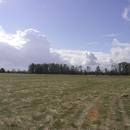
[0,74,130,130]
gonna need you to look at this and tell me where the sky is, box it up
[0,0,130,70]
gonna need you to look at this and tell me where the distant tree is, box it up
[83,70,87,75]
[78,65,82,74]
[11,69,16,73]
[35,64,43,74]
[95,66,100,75]
[48,63,55,74]
[105,68,108,74]
[70,65,75,74]
[86,66,91,74]
[28,63,35,73]
[74,66,79,74]
[22,70,27,73]
[111,64,118,75]
[128,63,130,75]
[63,64,69,74]
[0,68,5,73]
[118,62,129,75]
[55,64,60,74]
[6,70,10,73]
[42,63,49,74]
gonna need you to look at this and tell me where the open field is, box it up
[0,74,130,130]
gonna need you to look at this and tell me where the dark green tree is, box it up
[95,66,100,75]
[0,68,5,73]
[28,63,35,73]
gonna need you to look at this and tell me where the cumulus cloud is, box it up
[54,39,130,70]
[55,49,116,70]
[96,39,130,65]
[0,26,130,71]
[0,27,68,70]
[111,47,130,62]
[82,52,97,65]
[122,6,130,21]
[55,49,101,69]
[0,27,27,49]
[110,39,130,63]
[71,52,98,67]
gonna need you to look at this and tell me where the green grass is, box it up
[92,119,102,125]
[0,74,130,129]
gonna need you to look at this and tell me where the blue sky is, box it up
[0,0,129,51]
[0,0,130,70]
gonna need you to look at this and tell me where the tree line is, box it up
[0,68,27,74]
[28,62,130,75]
[0,61,130,75]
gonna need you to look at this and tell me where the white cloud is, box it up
[112,38,130,47]
[0,27,130,71]
[0,27,68,70]
[86,42,98,45]
[122,6,130,21]
[54,39,130,70]
[55,49,116,71]
[110,39,130,63]
[102,33,122,37]
[111,47,130,62]
[0,27,27,49]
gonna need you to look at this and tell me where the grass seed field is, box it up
[0,74,130,130]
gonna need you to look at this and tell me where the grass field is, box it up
[0,74,130,130]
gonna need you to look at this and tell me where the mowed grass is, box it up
[0,74,130,130]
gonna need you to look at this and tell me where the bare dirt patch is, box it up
[87,109,99,121]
